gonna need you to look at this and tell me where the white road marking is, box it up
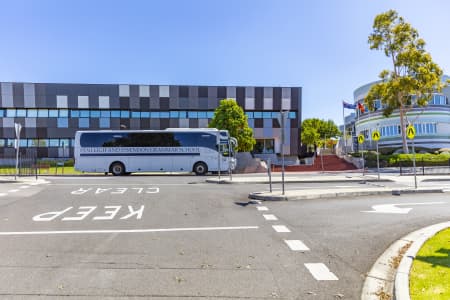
[0,226,259,236]
[257,206,269,211]
[19,185,31,189]
[8,189,19,193]
[263,214,278,221]
[304,263,339,281]
[284,240,310,251]
[272,225,291,233]
[362,202,446,214]
[0,193,7,197]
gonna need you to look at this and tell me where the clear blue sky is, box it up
[1,0,449,125]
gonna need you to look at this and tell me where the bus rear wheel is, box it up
[110,162,125,176]
[193,162,208,176]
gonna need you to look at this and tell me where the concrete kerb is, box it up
[394,221,450,300]
[361,221,450,300]
[249,188,444,201]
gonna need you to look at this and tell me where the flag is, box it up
[343,101,356,109]
[357,102,365,113]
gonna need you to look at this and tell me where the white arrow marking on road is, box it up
[362,202,445,214]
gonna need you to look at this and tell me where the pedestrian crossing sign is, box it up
[358,134,365,144]
[406,125,416,139]
[371,130,380,141]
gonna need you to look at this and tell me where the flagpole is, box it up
[343,101,347,155]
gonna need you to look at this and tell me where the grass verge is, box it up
[409,228,450,299]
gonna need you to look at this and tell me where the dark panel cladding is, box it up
[160,97,170,110]
[140,98,150,110]
[236,87,245,107]
[119,119,130,130]
[255,87,263,110]
[130,85,139,98]
[189,119,198,128]
[179,86,189,98]
[37,128,47,138]
[160,118,170,129]
[119,97,130,109]
[140,118,150,129]
[217,87,226,99]
[272,119,280,128]
[291,87,299,110]
[254,119,263,128]
[13,83,24,107]
[273,87,282,111]
[198,86,208,98]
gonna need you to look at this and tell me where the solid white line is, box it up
[284,240,310,251]
[19,185,31,189]
[0,193,7,197]
[304,263,338,281]
[257,206,269,211]
[272,225,291,233]
[263,214,278,221]
[8,189,19,193]
[0,226,259,236]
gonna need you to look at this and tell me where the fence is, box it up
[398,159,450,176]
[0,150,38,176]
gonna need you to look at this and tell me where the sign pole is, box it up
[14,123,22,181]
[406,124,417,189]
[376,141,380,181]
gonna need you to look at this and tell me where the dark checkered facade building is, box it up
[0,82,302,158]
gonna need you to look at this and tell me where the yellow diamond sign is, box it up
[358,134,365,144]
[372,130,381,142]
[406,125,416,139]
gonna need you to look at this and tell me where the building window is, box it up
[57,118,68,128]
[38,109,48,117]
[49,109,59,117]
[90,110,101,118]
[99,118,110,128]
[111,110,121,118]
[6,109,16,117]
[100,110,111,118]
[79,110,89,118]
[141,112,150,118]
[49,139,59,147]
[27,139,39,147]
[120,110,130,118]
[28,109,37,117]
[71,110,79,118]
[60,109,69,117]
[16,109,26,117]
[60,139,70,147]
[131,111,141,118]
[170,111,179,118]
[79,118,89,128]
[254,139,275,154]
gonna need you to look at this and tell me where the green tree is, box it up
[365,10,448,153]
[209,98,256,152]
[301,118,340,152]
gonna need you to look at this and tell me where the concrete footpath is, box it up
[206,170,450,200]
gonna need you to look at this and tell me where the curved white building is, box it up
[349,76,450,151]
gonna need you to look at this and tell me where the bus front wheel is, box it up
[193,162,208,176]
[110,162,125,176]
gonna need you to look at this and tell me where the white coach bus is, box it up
[74,128,237,176]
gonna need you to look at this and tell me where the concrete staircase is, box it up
[272,154,357,172]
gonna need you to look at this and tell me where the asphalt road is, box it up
[0,176,449,299]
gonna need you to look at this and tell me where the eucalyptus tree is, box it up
[365,10,447,153]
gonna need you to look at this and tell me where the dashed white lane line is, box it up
[8,189,19,193]
[0,193,7,197]
[284,240,310,251]
[263,214,278,221]
[19,185,31,189]
[304,263,339,281]
[257,206,269,211]
[272,225,291,233]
